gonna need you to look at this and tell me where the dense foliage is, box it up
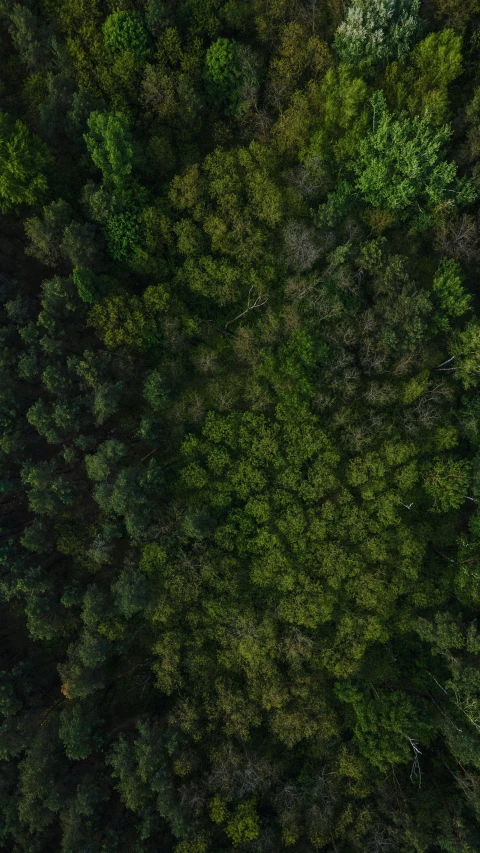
[2,1,480,851]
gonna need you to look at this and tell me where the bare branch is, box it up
[224,286,268,332]
[408,738,422,787]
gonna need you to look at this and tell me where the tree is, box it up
[434,0,480,28]
[103,11,150,61]
[59,700,103,760]
[25,200,101,268]
[204,38,242,117]
[334,0,420,68]
[432,258,471,331]
[84,111,135,188]
[385,29,463,126]
[21,459,79,515]
[335,682,433,771]
[225,799,260,845]
[424,458,471,511]
[267,22,330,107]
[301,63,369,166]
[451,321,480,388]
[353,92,476,227]
[73,266,99,303]
[88,285,168,351]
[0,110,50,211]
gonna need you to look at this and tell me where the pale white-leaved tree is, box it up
[334,0,421,67]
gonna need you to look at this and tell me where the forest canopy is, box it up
[2,1,480,851]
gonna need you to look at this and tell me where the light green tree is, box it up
[84,111,134,188]
[354,92,476,225]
